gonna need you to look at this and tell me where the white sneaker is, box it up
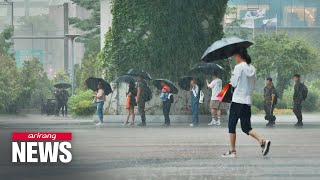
[216,119,221,126]
[222,150,236,158]
[189,123,194,127]
[261,140,271,156]
[208,119,216,126]
[95,122,102,126]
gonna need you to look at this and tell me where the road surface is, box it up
[0,114,319,180]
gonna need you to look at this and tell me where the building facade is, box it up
[228,0,320,28]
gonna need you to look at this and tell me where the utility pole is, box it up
[65,34,80,95]
[63,3,69,74]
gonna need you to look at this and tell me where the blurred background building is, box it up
[0,0,90,78]
[227,0,320,28]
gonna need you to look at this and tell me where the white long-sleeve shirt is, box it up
[192,85,199,97]
[230,62,256,105]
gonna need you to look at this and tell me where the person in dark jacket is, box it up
[293,74,306,127]
[54,88,64,116]
[136,77,147,126]
[264,77,277,127]
[61,89,69,117]
[124,82,137,126]
[189,79,200,127]
[160,81,171,127]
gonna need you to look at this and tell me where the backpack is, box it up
[140,81,152,102]
[169,93,174,103]
[301,83,308,101]
[273,87,278,105]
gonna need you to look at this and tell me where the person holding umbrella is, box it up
[94,83,105,126]
[85,77,113,126]
[153,79,178,127]
[54,88,64,116]
[178,76,203,127]
[126,70,152,127]
[190,79,200,127]
[124,82,137,126]
[160,81,172,126]
[200,37,271,157]
[206,71,223,126]
[61,88,70,117]
[222,48,271,157]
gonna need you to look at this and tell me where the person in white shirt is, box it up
[189,79,200,127]
[222,48,271,158]
[206,72,222,126]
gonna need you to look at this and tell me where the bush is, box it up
[73,100,96,116]
[251,105,261,115]
[252,93,264,110]
[302,90,320,112]
[279,83,320,112]
[275,100,287,109]
[68,90,96,116]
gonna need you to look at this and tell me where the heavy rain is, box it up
[0,0,320,179]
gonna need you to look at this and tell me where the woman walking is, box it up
[124,82,137,126]
[222,48,271,157]
[95,83,105,126]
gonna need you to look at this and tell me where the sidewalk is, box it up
[0,113,319,125]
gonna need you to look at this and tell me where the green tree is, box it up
[0,26,13,56]
[99,0,228,81]
[52,70,70,83]
[19,59,52,109]
[251,33,320,98]
[0,54,20,113]
[69,0,100,54]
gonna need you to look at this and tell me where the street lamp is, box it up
[65,34,80,95]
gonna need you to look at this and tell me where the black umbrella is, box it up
[178,76,204,91]
[189,63,225,75]
[201,36,253,62]
[126,69,152,80]
[85,77,113,96]
[112,75,138,84]
[153,79,178,94]
[54,82,71,89]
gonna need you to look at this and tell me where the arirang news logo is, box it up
[12,132,72,163]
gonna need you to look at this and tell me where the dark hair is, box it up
[294,74,300,78]
[237,48,252,64]
[266,77,272,82]
[97,82,103,89]
[129,82,135,88]
[212,71,218,77]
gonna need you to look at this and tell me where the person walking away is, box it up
[264,77,277,127]
[222,48,271,158]
[293,74,308,127]
[61,88,69,117]
[190,79,200,127]
[124,82,137,127]
[160,81,171,127]
[136,76,148,126]
[95,83,105,126]
[54,88,64,116]
[206,72,223,126]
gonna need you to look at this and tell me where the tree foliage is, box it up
[251,33,320,98]
[0,54,20,112]
[0,26,13,56]
[99,0,228,81]
[69,0,100,52]
[18,59,53,109]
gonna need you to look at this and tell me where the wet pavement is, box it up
[0,114,320,180]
